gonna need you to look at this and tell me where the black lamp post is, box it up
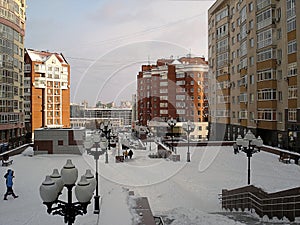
[234,130,263,185]
[182,120,195,162]
[39,159,95,225]
[100,121,112,164]
[167,118,176,153]
[83,132,106,214]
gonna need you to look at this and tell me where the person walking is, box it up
[123,150,128,160]
[128,149,133,159]
[4,169,18,200]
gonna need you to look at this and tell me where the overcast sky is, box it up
[25,0,214,106]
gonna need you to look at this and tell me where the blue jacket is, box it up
[5,170,13,187]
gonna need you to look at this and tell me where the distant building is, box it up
[136,55,209,139]
[24,49,71,138]
[70,106,132,129]
[0,1,26,147]
[137,55,209,124]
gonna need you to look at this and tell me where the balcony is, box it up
[34,64,46,73]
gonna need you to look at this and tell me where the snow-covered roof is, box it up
[26,49,67,64]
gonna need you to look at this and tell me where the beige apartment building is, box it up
[208,0,299,150]
[24,49,71,139]
[0,0,26,148]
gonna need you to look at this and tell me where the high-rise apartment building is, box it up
[208,0,298,150]
[24,49,71,138]
[137,55,209,129]
[0,0,26,147]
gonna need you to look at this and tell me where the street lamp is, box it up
[233,130,263,185]
[167,118,177,153]
[83,132,106,214]
[39,159,95,225]
[100,121,112,164]
[182,120,195,162]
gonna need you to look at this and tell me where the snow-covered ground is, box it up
[1,144,300,225]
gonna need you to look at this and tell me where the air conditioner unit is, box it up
[246,30,250,34]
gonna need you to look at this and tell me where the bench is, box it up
[2,159,13,166]
[279,154,291,164]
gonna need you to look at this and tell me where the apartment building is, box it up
[0,0,26,147]
[24,49,71,138]
[208,0,299,150]
[137,55,209,140]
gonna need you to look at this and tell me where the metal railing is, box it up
[221,187,300,221]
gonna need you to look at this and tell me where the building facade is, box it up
[70,106,132,129]
[208,0,299,150]
[137,56,209,140]
[24,49,71,138]
[0,0,26,147]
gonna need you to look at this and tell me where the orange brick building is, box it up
[24,49,70,138]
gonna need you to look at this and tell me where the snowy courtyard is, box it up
[1,144,300,225]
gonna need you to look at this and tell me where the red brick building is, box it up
[137,56,209,126]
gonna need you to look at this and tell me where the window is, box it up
[257,109,276,121]
[160,81,168,86]
[257,0,271,11]
[240,6,247,23]
[216,7,228,22]
[176,73,185,78]
[217,38,228,53]
[288,86,297,99]
[278,112,283,122]
[250,38,254,47]
[160,89,168,94]
[160,102,168,107]
[216,52,228,68]
[257,89,276,100]
[249,2,253,12]
[286,0,295,20]
[58,140,63,146]
[160,110,168,114]
[176,109,185,114]
[176,80,185,85]
[250,74,254,84]
[257,29,272,49]
[250,56,254,66]
[278,91,282,101]
[256,9,272,30]
[257,48,275,62]
[250,93,254,103]
[288,40,297,54]
[216,23,228,39]
[287,63,297,77]
[277,29,282,40]
[257,69,276,81]
[287,18,296,32]
[249,20,254,29]
[288,108,296,121]
[176,95,185,100]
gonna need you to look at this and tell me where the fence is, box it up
[221,185,300,221]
